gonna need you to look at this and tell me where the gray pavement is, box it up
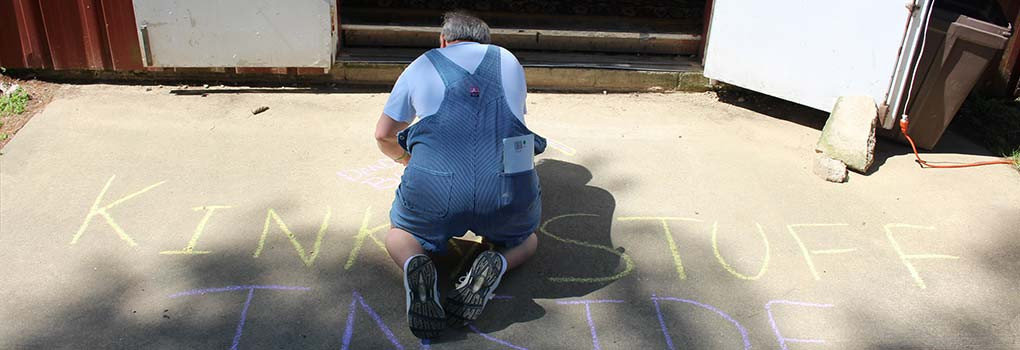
[1,85,1018,349]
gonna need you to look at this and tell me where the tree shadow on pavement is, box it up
[869,129,1015,174]
[431,158,623,341]
[716,88,829,131]
[718,88,1012,175]
[4,158,623,349]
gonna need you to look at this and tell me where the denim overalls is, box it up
[391,45,546,253]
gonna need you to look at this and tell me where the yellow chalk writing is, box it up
[548,139,578,156]
[343,207,389,270]
[884,223,960,289]
[542,214,634,283]
[810,248,858,255]
[253,207,332,267]
[712,222,770,280]
[787,224,854,280]
[160,205,232,255]
[618,217,702,280]
[71,175,166,246]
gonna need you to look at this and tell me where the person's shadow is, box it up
[430,158,621,341]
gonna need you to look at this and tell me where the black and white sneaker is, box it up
[445,250,508,327]
[403,254,445,339]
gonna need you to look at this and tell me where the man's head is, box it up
[440,11,490,46]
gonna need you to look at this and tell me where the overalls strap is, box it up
[424,49,471,88]
[423,45,503,88]
[473,45,503,87]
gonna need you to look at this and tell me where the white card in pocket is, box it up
[502,134,535,173]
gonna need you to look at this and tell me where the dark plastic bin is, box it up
[901,8,1010,150]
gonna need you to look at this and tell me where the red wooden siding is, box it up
[99,0,144,70]
[0,0,141,70]
[0,0,52,68]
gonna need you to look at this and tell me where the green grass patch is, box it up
[0,88,29,116]
[1012,149,1020,171]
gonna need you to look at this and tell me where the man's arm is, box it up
[375,114,411,165]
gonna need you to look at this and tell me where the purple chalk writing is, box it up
[467,324,529,350]
[342,290,404,350]
[765,300,835,350]
[556,299,624,350]
[337,159,402,190]
[230,288,255,350]
[652,295,750,350]
[167,285,310,349]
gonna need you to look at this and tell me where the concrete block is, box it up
[813,154,848,183]
[592,69,678,92]
[525,67,598,91]
[337,63,405,84]
[816,96,877,173]
[678,72,713,91]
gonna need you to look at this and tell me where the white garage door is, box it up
[704,0,931,121]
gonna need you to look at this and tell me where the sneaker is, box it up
[445,250,508,327]
[403,254,445,339]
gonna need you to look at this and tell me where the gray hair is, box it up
[441,11,491,44]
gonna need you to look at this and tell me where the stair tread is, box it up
[338,47,701,72]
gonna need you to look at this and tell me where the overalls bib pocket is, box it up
[399,165,454,219]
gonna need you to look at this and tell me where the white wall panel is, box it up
[133,0,337,67]
[704,0,915,113]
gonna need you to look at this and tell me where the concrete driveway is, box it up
[1,85,1018,349]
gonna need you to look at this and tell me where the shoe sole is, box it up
[446,251,507,327]
[404,256,445,339]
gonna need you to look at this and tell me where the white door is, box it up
[704,0,930,122]
[133,0,338,68]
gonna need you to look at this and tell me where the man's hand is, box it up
[375,113,411,165]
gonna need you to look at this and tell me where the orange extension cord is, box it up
[899,119,1016,168]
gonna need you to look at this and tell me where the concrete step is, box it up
[335,48,712,92]
[342,23,702,55]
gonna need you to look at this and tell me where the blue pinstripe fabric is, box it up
[391,45,547,253]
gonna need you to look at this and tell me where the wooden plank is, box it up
[38,0,90,70]
[996,0,1020,21]
[8,0,52,68]
[78,0,108,69]
[99,0,144,70]
[336,0,343,48]
[701,0,714,59]
[1001,0,1020,96]
[0,0,25,67]
[981,1,1020,96]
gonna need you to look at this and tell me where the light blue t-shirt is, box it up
[383,42,527,124]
